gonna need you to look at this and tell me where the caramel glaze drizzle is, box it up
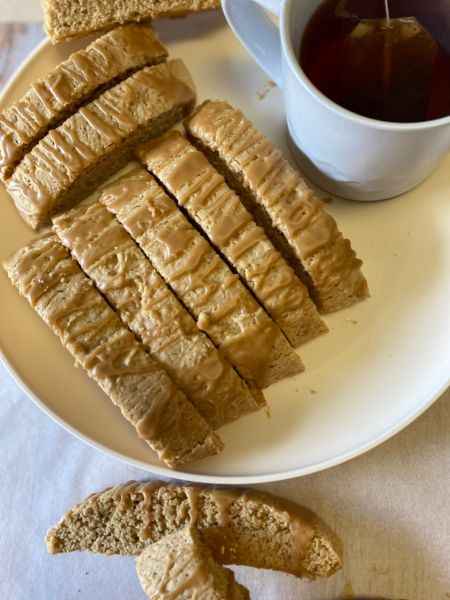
[101,167,279,388]
[53,201,235,414]
[153,544,210,599]
[7,62,195,218]
[102,481,318,576]
[9,236,188,448]
[0,25,166,172]
[187,102,362,286]
[140,132,307,320]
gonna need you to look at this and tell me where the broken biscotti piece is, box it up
[101,167,303,389]
[186,100,369,313]
[0,24,168,180]
[42,0,222,43]
[3,235,223,467]
[6,59,196,230]
[135,527,250,599]
[46,480,343,580]
[53,202,263,430]
[138,130,328,348]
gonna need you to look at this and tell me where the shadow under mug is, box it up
[222,0,450,201]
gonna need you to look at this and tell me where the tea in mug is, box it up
[299,0,450,122]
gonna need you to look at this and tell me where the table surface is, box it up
[0,20,449,600]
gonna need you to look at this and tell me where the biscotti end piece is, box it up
[3,236,223,468]
[43,0,222,43]
[185,100,369,314]
[135,527,250,599]
[53,201,263,430]
[6,59,196,230]
[45,481,343,580]
[0,24,168,181]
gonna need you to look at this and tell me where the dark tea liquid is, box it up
[300,0,450,122]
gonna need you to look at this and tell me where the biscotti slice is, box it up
[138,131,328,348]
[3,235,223,467]
[0,24,168,181]
[53,202,263,429]
[46,480,343,580]
[43,0,221,43]
[186,101,369,313]
[101,168,303,389]
[135,527,250,599]
[6,59,196,230]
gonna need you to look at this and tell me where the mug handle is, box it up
[222,0,283,87]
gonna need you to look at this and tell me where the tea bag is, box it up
[342,16,438,121]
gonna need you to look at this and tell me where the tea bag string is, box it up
[384,0,390,24]
[383,0,392,92]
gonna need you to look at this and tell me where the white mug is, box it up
[222,0,450,200]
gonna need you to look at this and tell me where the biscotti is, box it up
[186,100,369,313]
[0,24,168,180]
[138,131,327,347]
[135,527,250,599]
[101,168,303,389]
[53,202,263,429]
[3,235,223,467]
[6,59,196,230]
[46,480,343,580]
[43,0,221,43]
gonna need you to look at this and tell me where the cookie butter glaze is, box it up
[7,60,195,227]
[101,168,292,388]
[0,24,167,177]
[139,131,315,332]
[53,201,258,430]
[186,102,368,309]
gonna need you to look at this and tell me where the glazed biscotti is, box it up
[6,59,196,230]
[136,527,250,599]
[53,202,263,429]
[46,480,343,580]
[3,235,223,467]
[138,130,327,347]
[43,0,221,43]
[186,100,369,313]
[101,167,303,389]
[0,24,168,180]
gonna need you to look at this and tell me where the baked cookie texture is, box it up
[101,167,304,389]
[46,481,343,580]
[42,0,222,43]
[0,24,168,180]
[135,526,250,599]
[186,100,369,313]
[6,59,196,230]
[53,201,263,430]
[138,130,328,348]
[3,235,223,467]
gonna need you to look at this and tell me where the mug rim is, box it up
[281,0,450,131]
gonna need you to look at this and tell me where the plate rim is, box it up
[1,34,449,485]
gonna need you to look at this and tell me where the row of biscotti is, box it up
[3,167,308,468]
[3,139,367,469]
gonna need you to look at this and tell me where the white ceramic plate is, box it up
[1,12,449,484]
